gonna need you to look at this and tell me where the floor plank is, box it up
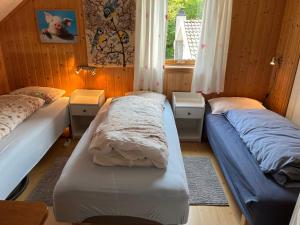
[17,138,241,225]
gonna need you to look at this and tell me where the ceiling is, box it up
[0,0,24,21]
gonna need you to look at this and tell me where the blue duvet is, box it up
[225,109,300,187]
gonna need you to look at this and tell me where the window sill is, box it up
[164,64,195,69]
[164,59,195,69]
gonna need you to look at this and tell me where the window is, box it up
[166,0,204,63]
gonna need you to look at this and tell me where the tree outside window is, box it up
[166,0,204,60]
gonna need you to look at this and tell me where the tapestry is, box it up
[83,0,135,67]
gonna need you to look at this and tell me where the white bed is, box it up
[0,97,70,199]
[53,101,189,225]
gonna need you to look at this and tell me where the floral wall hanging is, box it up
[83,0,135,67]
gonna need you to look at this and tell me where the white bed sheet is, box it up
[53,101,189,225]
[0,97,70,199]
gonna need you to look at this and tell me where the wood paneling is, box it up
[163,0,286,104]
[266,0,300,115]
[0,44,9,94]
[224,0,285,101]
[164,66,194,100]
[0,0,288,106]
[0,0,134,97]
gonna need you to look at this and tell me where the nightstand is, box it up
[172,92,205,142]
[70,89,105,138]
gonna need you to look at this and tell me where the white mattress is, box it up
[0,97,70,199]
[53,101,190,225]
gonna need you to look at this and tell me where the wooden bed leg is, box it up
[241,215,249,225]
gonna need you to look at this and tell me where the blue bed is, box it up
[205,107,299,225]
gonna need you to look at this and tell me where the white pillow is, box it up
[125,91,166,106]
[208,97,265,114]
[11,86,65,104]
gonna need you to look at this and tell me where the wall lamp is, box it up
[75,65,97,76]
[270,56,283,66]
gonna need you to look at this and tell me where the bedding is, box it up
[205,107,299,225]
[225,109,300,187]
[89,96,168,168]
[0,97,70,199]
[0,95,45,139]
[53,101,189,225]
[11,86,65,104]
[208,97,265,114]
[125,91,166,106]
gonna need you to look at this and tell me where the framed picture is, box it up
[36,10,78,44]
[83,0,135,67]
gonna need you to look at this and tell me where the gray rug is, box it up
[27,157,68,206]
[27,156,228,206]
[183,157,228,206]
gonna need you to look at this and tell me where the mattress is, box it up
[0,97,70,199]
[205,108,299,225]
[53,101,189,225]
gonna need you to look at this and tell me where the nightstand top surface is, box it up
[173,92,205,108]
[70,89,105,105]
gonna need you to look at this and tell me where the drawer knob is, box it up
[187,112,191,115]
[83,109,87,113]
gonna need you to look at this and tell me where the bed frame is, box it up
[73,215,248,225]
[0,97,70,200]
[73,216,163,225]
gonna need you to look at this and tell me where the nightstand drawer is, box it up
[70,105,99,116]
[175,107,204,119]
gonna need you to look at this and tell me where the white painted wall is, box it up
[286,58,300,127]
[0,0,24,21]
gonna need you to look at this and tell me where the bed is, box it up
[204,106,299,225]
[53,101,189,225]
[0,97,70,200]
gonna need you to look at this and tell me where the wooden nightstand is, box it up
[172,92,205,142]
[70,89,105,138]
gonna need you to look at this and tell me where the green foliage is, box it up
[166,0,204,59]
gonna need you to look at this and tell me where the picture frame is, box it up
[36,10,78,44]
[83,0,135,67]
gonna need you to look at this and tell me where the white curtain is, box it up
[192,0,233,94]
[134,0,168,93]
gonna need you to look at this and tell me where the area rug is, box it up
[183,157,228,206]
[27,156,228,206]
[27,157,68,206]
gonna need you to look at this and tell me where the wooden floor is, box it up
[16,138,241,225]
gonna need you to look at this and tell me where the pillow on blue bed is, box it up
[208,97,265,114]
[224,109,297,135]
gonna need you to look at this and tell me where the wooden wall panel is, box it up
[266,0,300,115]
[0,44,9,94]
[223,0,285,101]
[0,0,287,106]
[164,67,193,100]
[0,0,134,97]
[163,0,286,104]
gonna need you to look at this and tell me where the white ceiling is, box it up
[0,0,24,21]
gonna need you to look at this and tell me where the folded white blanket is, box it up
[89,96,168,168]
